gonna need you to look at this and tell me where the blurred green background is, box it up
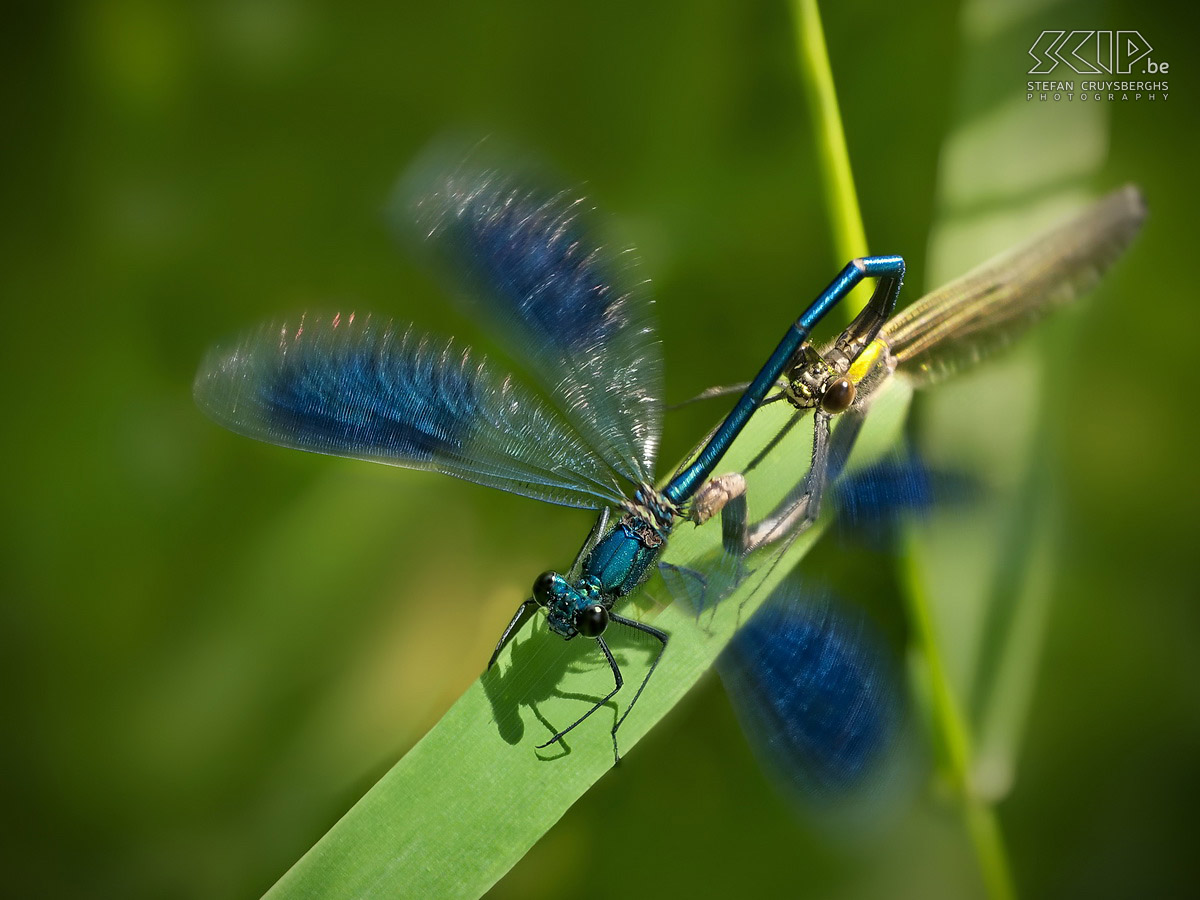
[3,1,1197,897]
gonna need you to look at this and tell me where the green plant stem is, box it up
[791,5,1017,894]
[901,531,1016,900]
[789,0,870,321]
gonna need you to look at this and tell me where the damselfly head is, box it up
[783,344,859,415]
[534,571,608,639]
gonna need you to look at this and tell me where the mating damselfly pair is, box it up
[194,146,1144,795]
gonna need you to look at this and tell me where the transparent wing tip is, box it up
[388,135,553,248]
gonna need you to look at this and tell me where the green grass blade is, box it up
[265,383,913,898]
[787,6,1018,891]
[901,530,1016,900]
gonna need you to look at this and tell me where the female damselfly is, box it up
[691,185,1147,559]
[706,185,1146,813]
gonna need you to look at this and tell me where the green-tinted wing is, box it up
[885,185,1146,386]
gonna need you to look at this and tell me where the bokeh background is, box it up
[4,0,1197,897]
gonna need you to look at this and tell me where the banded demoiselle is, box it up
[193,148,905,762]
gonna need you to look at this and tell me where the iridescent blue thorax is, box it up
[583,513,667,595]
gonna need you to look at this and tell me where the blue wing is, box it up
[830,451,981,549]
[194,312,632,509]
[400,149,662,487]
[719,585,905,803]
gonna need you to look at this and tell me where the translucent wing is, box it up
[401,152,662,487]
[885,185,1146,386]
[194,312,631,509]
[830,451,981,548]
[719,586,905,803]
[715,453,973,814]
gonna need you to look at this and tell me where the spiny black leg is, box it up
[747,410,833,552]
[668,383,791,411]
[487,599,539,670]
[608,613,669,764]
[719,491,748,558]
[527,702,570,759]
[535,636,623,751]
[666,382,751,409]
[822,402,867,485]
[705,491,750,612]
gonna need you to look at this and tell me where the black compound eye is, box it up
[820,378,856,414]
[574,604,609,638]
[532,571,558,606]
